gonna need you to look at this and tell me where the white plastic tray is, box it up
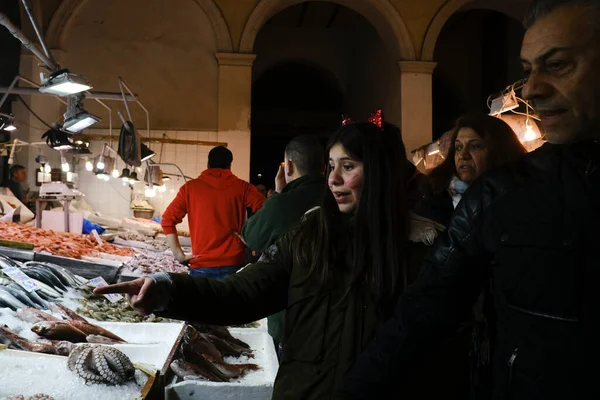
[0,349,144,400]
[164,329,279,400]
[96,322,185,371]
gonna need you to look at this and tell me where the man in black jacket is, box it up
[341,0,600,399]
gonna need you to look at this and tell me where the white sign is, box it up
[87,276,123,303]
[91,230,104,247]
[3,267,41,293]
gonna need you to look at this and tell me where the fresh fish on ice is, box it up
[0,287,27,310]
[17,307,61,323]
[31,321,88,343]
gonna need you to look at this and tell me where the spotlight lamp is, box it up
[41,125,74,150]
[63,94,100,132]
[0,113,17,131]
[39,69,92,96]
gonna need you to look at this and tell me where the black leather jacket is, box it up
[341,141,600,400]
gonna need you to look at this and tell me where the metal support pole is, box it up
[117,77,133,122]
[150,162,188,182]
[0,12,56,70]
[20,0,56,65]
[91,97,113,146]
[118,77,150,141]
[0,86,138,102]
[64,199,70,233]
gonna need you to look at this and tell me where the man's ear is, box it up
[286,160,294,176]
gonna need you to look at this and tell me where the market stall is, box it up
[0,256,277,400]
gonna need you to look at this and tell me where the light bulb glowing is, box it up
[122,177,129,183]
[145,187,157,198]
[158,185,166,193]
[40,165,44,173]
[62,162,70,172]
[524,119,537,142]
[103,175,110,181]
[96,155,105,170]
[85,161,93,171]
[112,169,120,178]
[44,164,51,173]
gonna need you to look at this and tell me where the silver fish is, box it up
[1,284,40,309]
[0,287,27,310]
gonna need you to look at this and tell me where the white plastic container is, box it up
[41,210,83,234]
[164,329,279,400]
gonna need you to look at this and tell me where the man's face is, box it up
[520,5,600,144]
[14,169,26,183]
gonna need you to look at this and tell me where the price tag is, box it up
[91,230,104,247]
[87,276,123,303]
[3,267,41,293]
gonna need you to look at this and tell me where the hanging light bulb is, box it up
[44,164,51,173]
[524,118,537,142]
[112,168,120,178]
[61,153,70,172]
[145,186,157,198]
[96,155,105,170]
[85,160,93,171]
[39,165,44,173]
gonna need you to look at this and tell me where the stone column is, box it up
[398,61,437,156]
[215,53,256,181]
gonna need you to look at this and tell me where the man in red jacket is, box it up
[161,146,265,279]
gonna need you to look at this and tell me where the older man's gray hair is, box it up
[524,0,600,28]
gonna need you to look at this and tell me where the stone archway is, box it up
[238,0,416,60]
[422,0,529,60]
[45,0,233,51]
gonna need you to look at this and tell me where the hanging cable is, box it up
[16,95,52,128]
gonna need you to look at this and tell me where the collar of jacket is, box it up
[281,174,325,194]
[545,139,600,176]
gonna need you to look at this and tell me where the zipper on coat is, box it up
[507,348,519,392]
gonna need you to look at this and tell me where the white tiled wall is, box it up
[75,129,250,226]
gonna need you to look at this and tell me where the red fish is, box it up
[31,321,88,343]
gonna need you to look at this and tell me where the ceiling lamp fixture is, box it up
[119,167,131,182]
[0,113,17,131]
[128,171,140,183]
[60,151,70,172]
[67,140,91,155]
[41,124,74,150]
[39,69,92,96]
[63,94,100,132]
[140,143,155,162]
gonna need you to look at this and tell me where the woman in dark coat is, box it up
[96,118,413,399]
[409,113,527,399]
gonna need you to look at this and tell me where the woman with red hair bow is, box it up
[95,112,414,399]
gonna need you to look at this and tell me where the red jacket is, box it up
[161,169,265,268]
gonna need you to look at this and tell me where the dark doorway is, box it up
[250,61,343,187]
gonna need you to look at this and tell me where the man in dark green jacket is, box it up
[242,135,325,354]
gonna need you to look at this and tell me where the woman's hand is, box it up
[93,277,161,315]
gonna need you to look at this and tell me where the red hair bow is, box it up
[341,109,384,128]
[367,109,384,128]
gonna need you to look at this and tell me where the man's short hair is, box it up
[208,146,233,169]
[285,135,325,176]
[9,165,25,178]
[524,0,600,29]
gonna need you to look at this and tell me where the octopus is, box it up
[67,344,135,385]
